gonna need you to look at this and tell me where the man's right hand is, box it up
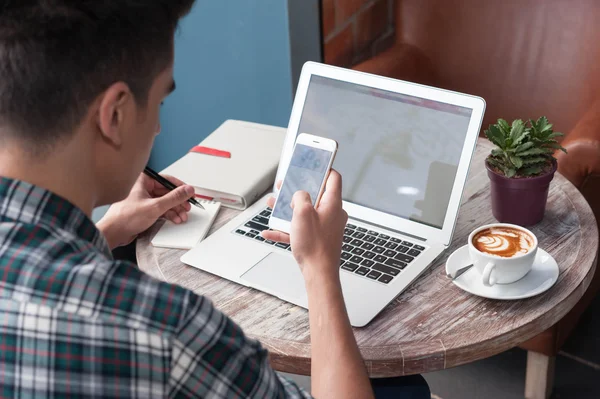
[262,170,348,282]
[264,170,375,399]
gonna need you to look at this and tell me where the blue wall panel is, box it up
[150,1,294,170]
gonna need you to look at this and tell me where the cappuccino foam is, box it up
[472,227,535,258]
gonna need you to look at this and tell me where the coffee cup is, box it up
[468,223,538,287]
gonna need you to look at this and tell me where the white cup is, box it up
[468,223,538,287]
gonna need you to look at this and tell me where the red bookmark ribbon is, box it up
[190,146,231,159]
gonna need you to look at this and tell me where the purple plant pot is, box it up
[486,159,557,227]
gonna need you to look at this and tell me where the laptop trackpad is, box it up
[240,252,307,305]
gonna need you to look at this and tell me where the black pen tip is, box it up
[191,200,205,210]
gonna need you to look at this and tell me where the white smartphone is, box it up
[269,133,338,234]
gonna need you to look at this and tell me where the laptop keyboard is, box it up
[233,207,427,285]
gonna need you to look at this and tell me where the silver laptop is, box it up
[181,62,485,327]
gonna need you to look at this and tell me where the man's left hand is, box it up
[97,173,195,249]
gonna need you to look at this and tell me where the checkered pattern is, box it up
[0,177,310,398]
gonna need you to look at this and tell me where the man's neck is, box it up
[0,143,97,217]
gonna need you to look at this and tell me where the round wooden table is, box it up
[137,139,598,378]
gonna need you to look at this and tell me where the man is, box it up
[0,1,429,397]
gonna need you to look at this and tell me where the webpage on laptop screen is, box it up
[297,75,472,229]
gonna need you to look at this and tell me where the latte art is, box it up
[472,227,535,258]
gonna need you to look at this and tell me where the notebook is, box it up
[161,120,287,210]
[151,200,221,250]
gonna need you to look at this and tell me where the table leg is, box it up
[525,351,555,399]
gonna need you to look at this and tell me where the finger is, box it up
[156,197,192,213]
[290,191,312,210]
[180,201,192,212]
[175,201,191,215]
[179,203,191,217]
[170,204,189,223]
[151,185,195,218]
[178,208,189,223]
[153,191,194,213]
[266,181,282,208]
[164,209,183,224]
[261,229,290,244]
[320,169,342,205]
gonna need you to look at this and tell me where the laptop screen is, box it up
[297,75,473,229]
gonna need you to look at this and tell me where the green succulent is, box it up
[485,116,567,178]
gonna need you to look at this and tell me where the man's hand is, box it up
[263,170,374,399]
[97,173,195,249]
[262,170,348,281]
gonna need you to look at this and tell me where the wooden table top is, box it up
[136,138,598,377]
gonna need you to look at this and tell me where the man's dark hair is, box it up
[0,0,195,151]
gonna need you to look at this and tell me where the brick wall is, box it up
[322,0,395,68]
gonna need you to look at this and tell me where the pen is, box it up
[143,166,205,210]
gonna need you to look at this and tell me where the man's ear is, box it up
[96,82,134,148]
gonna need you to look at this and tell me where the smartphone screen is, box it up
[272,143,334,222]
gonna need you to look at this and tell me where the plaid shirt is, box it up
[0,177,310,398]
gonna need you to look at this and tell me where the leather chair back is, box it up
[396,0,600,133]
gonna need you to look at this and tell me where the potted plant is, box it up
[484,116,567,226]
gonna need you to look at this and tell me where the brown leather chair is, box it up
[353,1,600,398]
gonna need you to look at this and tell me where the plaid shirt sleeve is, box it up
[168,290,312,398]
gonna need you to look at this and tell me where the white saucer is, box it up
[446,245,559,300]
